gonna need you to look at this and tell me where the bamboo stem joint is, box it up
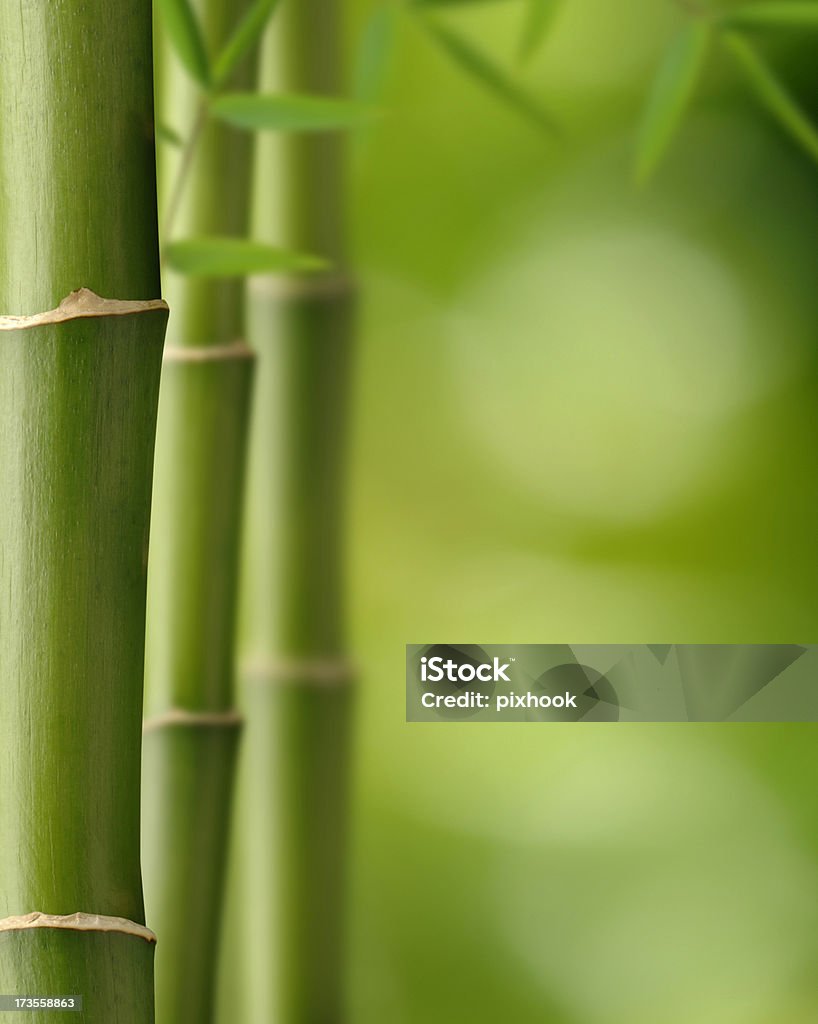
[163,342,255,363]
[240,657,355,687]
[143,709,244,733]
[0,914,157,943]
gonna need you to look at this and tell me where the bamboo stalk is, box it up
[141,3,260,1021]
[0,294,167,1019]
[142,345,253,1024]
[0,2,161,314]
[221,0,357,1019]
[0,3,165,1019]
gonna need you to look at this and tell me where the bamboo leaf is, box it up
[724,1,818,28]
[635,21,712,183]
[156,0,211,87]
[165,237,327,277]
[210,92,376,132]
[354,5,398,102]
[214,0,280,86]
[517,0,562,63]
[723,31,818,165]
[156,122,183,147]
[419,17,558,134]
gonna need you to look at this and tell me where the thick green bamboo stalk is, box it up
[221,0,357,1020]
[142,3,259,1021]
[0,299,167,1020]
[0,3,165,1020]
[0,1,160,314]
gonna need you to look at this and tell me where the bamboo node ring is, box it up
[163,341,255,363]
[0,913,157,943]
[0,289,168,331]
[240,657,355,687]
[247,272,356,302]
[142,708,244,733]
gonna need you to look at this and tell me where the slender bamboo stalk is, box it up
[0,4,166,1013]
[221,1,356,1020]
[141,3,259,1021]
[142,348,253,1024]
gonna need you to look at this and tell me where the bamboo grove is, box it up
[2,0,818,1022]
[146,0,555,1021]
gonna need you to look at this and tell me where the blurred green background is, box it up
[339,1,818,1022]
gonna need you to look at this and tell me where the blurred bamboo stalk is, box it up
[0,2,166,1019]
[141,2,258,1022]
[221,0,356,1019]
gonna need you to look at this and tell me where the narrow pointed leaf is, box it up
[214,0,280,86]
[723,31,818,165]
[635,21,712,183]
[354,5,398,102]
[210,92,376,132]
[156,121,183,147]
[165,237,327,277]
[156,0,211,87]
[517,0,562,63]
[419,17,558,134]
[724,2,818,28]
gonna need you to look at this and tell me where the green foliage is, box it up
[157,0,567,291]
[210,92,376,132]
[636,2,818,179]
[723,1,818,28]
[354,5,398,102]
[165,237,327,277]
[517,0,562,63]
[214,0,280,87]
[723,31,818,166]
[155,0,211,88]
[156,122,183,147]
[418,16,558,134]
[635,20,712,183]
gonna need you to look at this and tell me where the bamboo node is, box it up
[240,657,355,688]
[163,341,255,364]
[142,708,244,733]
[0,289,168,331]
[0,913,157,943]
[247,272,356,302]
